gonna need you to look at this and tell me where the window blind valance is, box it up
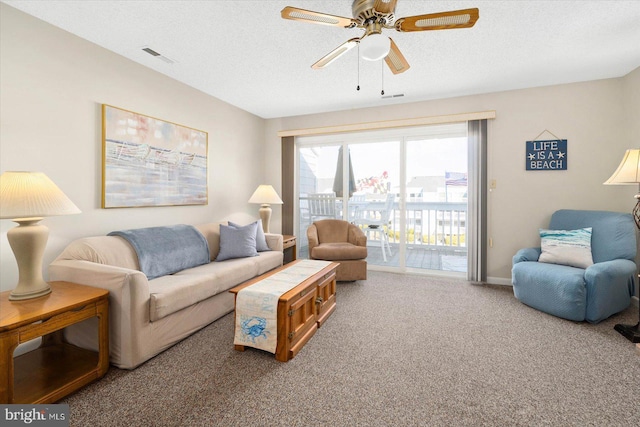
[277,110,495,137]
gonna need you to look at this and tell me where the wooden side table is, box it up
[283,234,297,264]
[0,281,109,404]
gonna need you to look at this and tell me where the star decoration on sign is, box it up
[557,151,566,159]
[528,153,536,160]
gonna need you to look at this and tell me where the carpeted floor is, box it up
[61,271,640,426]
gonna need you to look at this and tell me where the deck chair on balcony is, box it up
[354,193,395,262]
[348,194,366,222]
[308,192,338,222]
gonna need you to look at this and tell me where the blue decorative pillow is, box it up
[216,222,259,261]
[228,220,271,252]
[538,227,594,268]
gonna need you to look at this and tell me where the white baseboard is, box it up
[487,276,512,286]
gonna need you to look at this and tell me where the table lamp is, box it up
[248,185,283,233]
[0,171,81,300]
[604,149,640,342]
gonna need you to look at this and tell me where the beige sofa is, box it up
[49,222,283,369]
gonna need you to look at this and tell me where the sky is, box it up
[313,136,468,188]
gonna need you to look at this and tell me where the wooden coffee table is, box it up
[230,260,338,362]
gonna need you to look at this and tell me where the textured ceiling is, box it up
[4,0,640,119]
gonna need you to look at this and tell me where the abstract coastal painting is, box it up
[102,105,208,208]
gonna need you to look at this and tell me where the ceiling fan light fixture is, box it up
[360,33,390,61]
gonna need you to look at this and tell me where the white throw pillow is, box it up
[538,227,594,269]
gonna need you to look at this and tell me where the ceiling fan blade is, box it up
[373,0,398,15]
[281,6,357,28]
[384,38,410,74]
[312,38,359,69]
[395,8,479,32]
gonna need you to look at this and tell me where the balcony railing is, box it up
[387,201,467,250]
[298,197,467,252]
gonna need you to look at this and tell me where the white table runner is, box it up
[234,260,332,353]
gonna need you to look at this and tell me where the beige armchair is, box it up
[307,219,367,281]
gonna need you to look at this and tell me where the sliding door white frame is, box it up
[296,123,473,276]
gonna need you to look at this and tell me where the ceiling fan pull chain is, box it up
[357,43,361,91]
[381,60,385,96]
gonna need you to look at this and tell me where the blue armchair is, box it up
[512,209,637,323]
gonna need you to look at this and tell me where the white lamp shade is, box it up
[604,149,640,185]
[360,33,391,61]
[0,171,81,220]
[248,185,283,205]
[1,171,81,300]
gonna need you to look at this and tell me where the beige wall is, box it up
[0,5,266,291]
[265,70,639,283]
[622,67,640,147]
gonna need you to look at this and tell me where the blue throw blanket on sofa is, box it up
[108,224,210,280]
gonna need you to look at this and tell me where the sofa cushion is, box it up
[229,220,270,252]
[311,242,368,261]
[194,222,223,261]
[149,251,282,321]
[216,223,260,261]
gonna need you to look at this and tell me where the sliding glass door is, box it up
[296,123,469,275]
[405,131,468,273]
[348,141,400,268]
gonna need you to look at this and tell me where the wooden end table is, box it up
[0,281,109,403]
[283,234,297,264]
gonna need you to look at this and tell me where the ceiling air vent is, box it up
[141,46,176,64]
[381,93,405,99]
[142,47,160,56]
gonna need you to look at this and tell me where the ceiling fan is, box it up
[281,0,479,74]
